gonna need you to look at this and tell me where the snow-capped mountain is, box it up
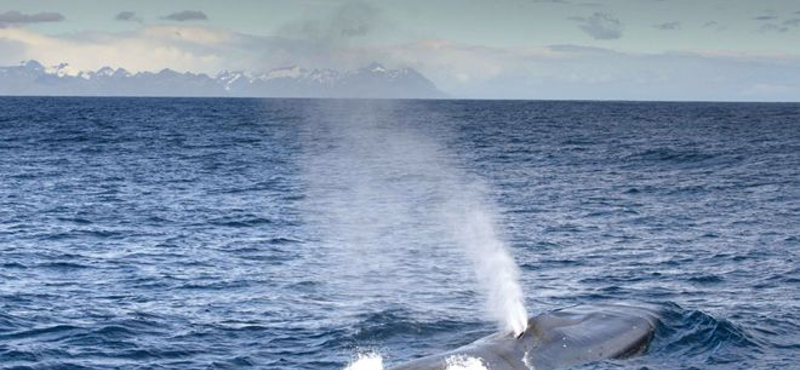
[0,61,445,98]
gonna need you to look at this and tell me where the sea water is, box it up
[0,97,797,370]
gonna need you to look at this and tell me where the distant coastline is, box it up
[0,61,445,99]
[2,95,798,104]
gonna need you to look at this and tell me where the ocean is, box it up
[0,97,797,370]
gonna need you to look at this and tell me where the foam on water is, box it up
[343,352,384,370]
[341,353,490,370]
[445,355,490,370]
[1,98,797,370]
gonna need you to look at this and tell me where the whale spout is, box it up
[387,304,658,370]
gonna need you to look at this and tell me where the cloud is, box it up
[784,19,800,27]
[0,3,385,75]
[655,21,681,30]
[270,1,386,68]
[752,15,778,21]
[702,20,727,31]
[0,11,64,26]
[161,10,208,22]
[0,19,381,75]
[570,12,623,40]
[278,2,380,42]
[529,0,601,5]
[115,11,142,23]
[381,39,800,101]
[758,24,789,33]
[1,11,799,101]
[0,26,237,74]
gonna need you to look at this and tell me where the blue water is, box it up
[0,97,798,370]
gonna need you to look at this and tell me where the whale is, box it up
[386,304,658,370]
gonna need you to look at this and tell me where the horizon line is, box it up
[1,94,798,104]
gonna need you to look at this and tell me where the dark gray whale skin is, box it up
[386,304,658,370]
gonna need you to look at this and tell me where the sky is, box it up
[1,0,799,101]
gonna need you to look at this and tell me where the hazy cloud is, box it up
[270,1,385,69]
[0,26,237,74]
[570,12,623,40]
[382,39,800,101]
[530,0,571,4]
[531,0,602,6]
[783,19,800,27]
[752,10,778,21]
[0,11,64,25]
[2,24,800,101]
[758,24,789,33]
[278,2,380,41]
[115,11,142,23]
[655,21,681,30]
[752,14,778,21]
[702,20,727,31]
[162,10,208,22]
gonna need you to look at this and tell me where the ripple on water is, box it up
[0,98,797,370]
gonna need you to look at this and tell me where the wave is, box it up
[350,309,479,342]
[626,147,717,163]
[645,302,765,367]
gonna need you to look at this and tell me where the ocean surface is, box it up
[0,97,797,370]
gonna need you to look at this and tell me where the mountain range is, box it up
[0,61,445,99]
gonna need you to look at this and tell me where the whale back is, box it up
[523,304,657,370]
[386,304,657,370]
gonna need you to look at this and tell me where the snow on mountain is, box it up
[215,70,250,91]
[45,63,84,78]
[94,66,115,77]
[263,66,306,80]
[0,61,445,98]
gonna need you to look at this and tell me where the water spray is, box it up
[448,205,528,336]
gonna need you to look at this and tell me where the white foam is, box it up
[344,352,384,370]
[445,355,489,370]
